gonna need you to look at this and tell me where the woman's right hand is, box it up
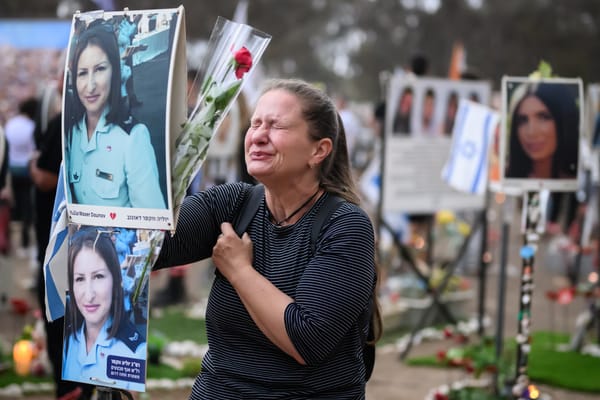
[212,222,254,283]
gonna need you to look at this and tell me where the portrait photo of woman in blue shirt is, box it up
[64,19,166,209]
[62,227,147,392]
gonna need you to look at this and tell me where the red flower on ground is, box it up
[443,327,453,338]
[233,46,253,79]
[485,364,498,373]
[434,392,449,400]
[545,290,558,301]
[454,333,469,344]
[448,358,463,367]
[10,297,30,315]
[464,360,475,374]
[557,287,575,305]
[436,350,447,362]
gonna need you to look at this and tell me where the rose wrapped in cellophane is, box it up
[172,17,271,217]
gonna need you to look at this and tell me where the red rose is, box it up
[436,350,447,362]
[233,46,253,79]
[10,297,30,316]
[464,361,475,374]
[485,364,498,373]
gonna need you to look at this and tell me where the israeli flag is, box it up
[442,99,499,195]
[43,163,69,321]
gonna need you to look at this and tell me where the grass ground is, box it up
[406,331,600,395]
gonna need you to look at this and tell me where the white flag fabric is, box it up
[442,99,499,195]
[43,163,69,321]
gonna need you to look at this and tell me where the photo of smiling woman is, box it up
[64,19,166,209]
[62,226,147,392]
[504,78,581,188]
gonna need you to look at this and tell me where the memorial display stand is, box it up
[511,191,542,399]
[381,210,485,360]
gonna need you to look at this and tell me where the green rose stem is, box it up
[172,79,243,210]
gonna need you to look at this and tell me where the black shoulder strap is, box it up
[310,195,343,254]
[233,184,344,252]
[233,184,264,236]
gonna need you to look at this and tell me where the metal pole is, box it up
[477,189,491,336]
[494,195,512,393]
[512,191,542,399]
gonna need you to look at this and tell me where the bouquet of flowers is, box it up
[172,16,271,215]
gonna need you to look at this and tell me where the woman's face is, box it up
[72,246,113,330]
[76,43,112,118]
[245,89,317,182]
[515,95,557,162]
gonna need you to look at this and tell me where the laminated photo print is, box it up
[62,7,187,230]
[500,76,583,192]
[62,224,164,392]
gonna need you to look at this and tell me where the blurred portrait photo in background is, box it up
[501,77,583,191]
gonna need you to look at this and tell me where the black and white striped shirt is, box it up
[156,182,376,399]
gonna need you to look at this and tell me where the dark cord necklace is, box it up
[272,188,321,226]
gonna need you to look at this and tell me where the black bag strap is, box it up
[233,184,343,253]
[233,184,265,236]
[310,194,343,254]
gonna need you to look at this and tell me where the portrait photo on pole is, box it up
[587,83,600,151]
[500,76,583,192]
[62,7,186,230]
[62,224,164,392]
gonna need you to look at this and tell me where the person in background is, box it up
[4,97,37,262]
[0,126,10,258]
[154,78,381,399]
[410,53,429,77]
[234,92,255,185]
[334,92,365,171]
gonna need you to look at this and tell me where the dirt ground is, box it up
[2,208,599,399]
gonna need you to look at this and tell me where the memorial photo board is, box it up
[382,74,492,214]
